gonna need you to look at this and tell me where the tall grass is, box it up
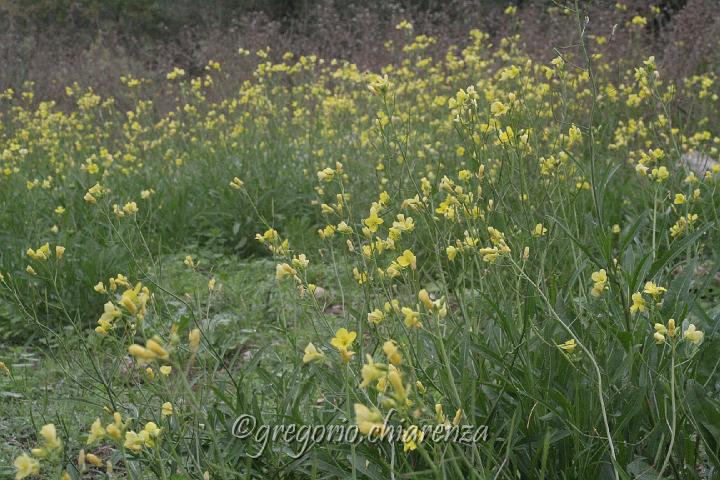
[2,4,720,479]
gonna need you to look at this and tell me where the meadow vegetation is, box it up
[1,3,720,479]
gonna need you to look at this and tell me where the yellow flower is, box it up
[383,340,402,366]
[395,19,413,31]
[446,245,458,261]
[367,74,390,96]
[558,338,576,353]
[532,223,547,237]
[684,324,704,344]
[452,409,462,426]
[291,254,309,270]
[363,210,384,232]
[124,431,144,452]
[27,243,51,261]
[13,453,40,479]
[654,332,666,344]
[166,67,186,80]
[401,307,421,328]
[317,168,335,182]
[229,177,244,189]
[160,365,172,376]
[337,347,355,363]
[162,402,174,416]
[128,344,157,362]
[667,318,677,337]
[189,328,201,353]
[275,263,297,280]
[367,309,385,325]
[630,292,646,314]
[94,282,107,294]
[353,267,368,284]
[490,101,509,117]
[39,423,61,451]
[402,425,425,452]
[146,339,170,359]
[144,421,161,438]
[360,355,386,388]
[354,404,385,436]
[330,328,356,350]
[122,202,138,215]
[651,166,669,182]
[612,224,621,234]
[591,269,607,284]
[318,225,336,239]
[643,282,667,299]
[331,328,357,363]
[105,413,124,441]
[590,269,607,297]
[105,423,122,441]
[478,247,500,263]
[95,301,122,335]
[302,343,325,364]
[418,289,433,310]
[184,255,195,268]
[86,453,103,467]
[0,362,9,376]
[87,418,105,444]
[55,246,65,259]
[337,221,353,234]
[673,193,685,205]
[397,249,417,270]
[388,365,407,401]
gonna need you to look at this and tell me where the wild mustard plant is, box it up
[1,5,719,479]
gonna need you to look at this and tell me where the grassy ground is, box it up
[1,6,720,480]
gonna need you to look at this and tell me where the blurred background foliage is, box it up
[1,0,718,105]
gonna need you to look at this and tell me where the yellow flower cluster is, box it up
[13,424,62,479]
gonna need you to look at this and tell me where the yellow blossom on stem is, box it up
[367,308,385,324]
[302,343,324,364]
[331,328,356,362]
[684,324,704,344]
[630,292,646,314]
[418,289,433,310]
[558,338,576,354]
[331,328,356,350]
[354,404,385,436]
[397,249,417,270]
[14,453,40,479]
[590,269,607,297]
[189,328,201,353]
[402,425,425,452]
[401,307,421,328]
[360,355,385,388]
[383,340,402,366]
[87,418,105,444]
[643,281,667,299]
